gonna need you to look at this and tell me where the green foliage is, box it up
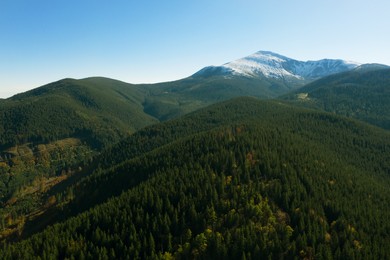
[0,77,159,223]
[1,97,389,259]
[0,78,158,150]
[139,72,309,120]
[0,139,94,238]
[282,68,390,129]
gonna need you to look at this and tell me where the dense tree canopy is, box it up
[283,68,390,130]
[1,98,389,259]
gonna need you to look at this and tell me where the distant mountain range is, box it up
[0,51,388,145]
[151,51,385,103]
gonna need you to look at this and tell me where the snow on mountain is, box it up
[195,51,361,80]
[223,51,300,79]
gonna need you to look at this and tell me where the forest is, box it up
[1,98,389,259]
[283,68,390,130]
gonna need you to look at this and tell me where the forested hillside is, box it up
[0,77,159,149]
[282,67,390,129]
[1,98,389,259]
[0,77,161,234]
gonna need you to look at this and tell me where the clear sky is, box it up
[1,0,389,98]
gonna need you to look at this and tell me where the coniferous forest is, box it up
[1,97,389,259]
[2,0,390,257]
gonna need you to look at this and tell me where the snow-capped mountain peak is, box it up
[194,51,361,81]
[223,51,300,79]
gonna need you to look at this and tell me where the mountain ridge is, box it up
[282,67,390,129]
[1,50,388,135]
[0,77,158,149]
[194,50,362,81]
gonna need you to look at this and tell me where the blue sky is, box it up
[1,0,389,98]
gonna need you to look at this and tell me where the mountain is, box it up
[144,51,362,105]
[0,51,388,242]
[1,97,390,259]
[281,67,390,129]
[139,51,365,117]
[0,77,158,149]
[1,50,380,148]
[0,53,387,211]
[0,77,160,211]
[0,51,377,128]
[194,51,360,81]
